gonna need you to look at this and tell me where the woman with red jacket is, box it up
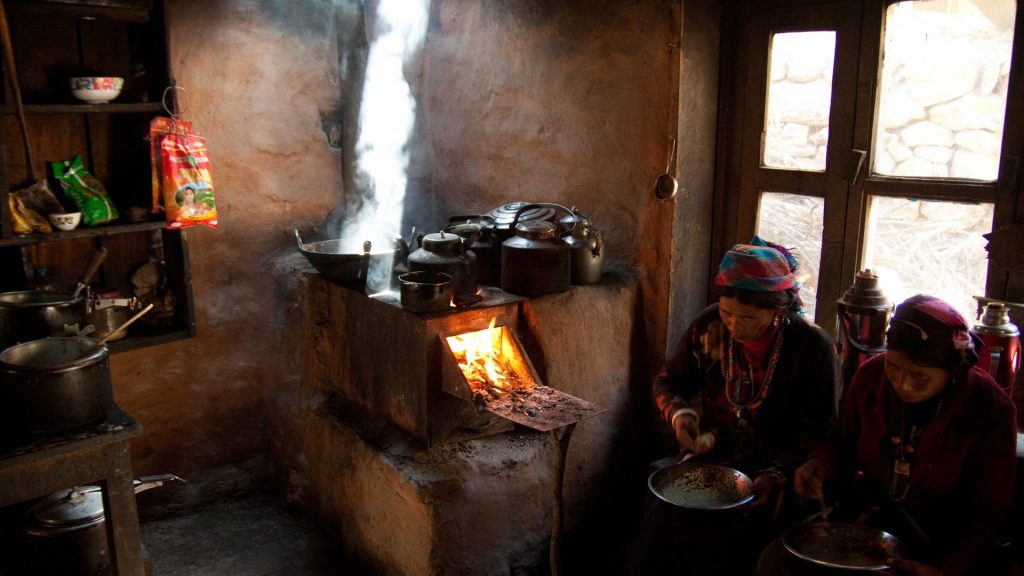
[776,294,1017,576]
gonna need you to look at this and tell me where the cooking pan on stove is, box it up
[647,461,755,510]
[295,229,399,290]
[782,522,904,570]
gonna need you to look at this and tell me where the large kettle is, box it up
[407,230,478,297]
[500,204,573,297]
[446,215,497,286]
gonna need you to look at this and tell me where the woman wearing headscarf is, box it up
[631,237,839,576]
[774,294,1017,576]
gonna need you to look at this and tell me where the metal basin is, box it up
[647,461,755,510]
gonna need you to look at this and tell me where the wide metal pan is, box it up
[647,461,755,510]
[295,229,397,290]
[782,522,903,570]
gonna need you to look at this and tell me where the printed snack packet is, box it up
[50,154,119,226]
[149,116,193,214]
[160,130,217,229]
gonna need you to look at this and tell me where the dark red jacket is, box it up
[813,354,1016,575]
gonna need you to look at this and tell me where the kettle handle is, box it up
[510,202,576,236]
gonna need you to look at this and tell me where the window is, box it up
[720,0,1020,327]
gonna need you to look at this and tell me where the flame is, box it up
[447,318,522,395]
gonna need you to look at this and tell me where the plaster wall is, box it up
[111,0,680,513]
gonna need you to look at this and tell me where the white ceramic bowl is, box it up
[69,77,124,104]
[48,212,82,231]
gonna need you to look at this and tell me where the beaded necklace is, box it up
[888,394,945,501]
[724,319,785,420]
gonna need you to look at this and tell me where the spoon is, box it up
[654,136,678,200]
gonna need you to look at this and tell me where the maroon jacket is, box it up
[812,354,1016,575]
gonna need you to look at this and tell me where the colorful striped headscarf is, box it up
[714,236,797,293]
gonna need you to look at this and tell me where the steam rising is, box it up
[337,0,428,251]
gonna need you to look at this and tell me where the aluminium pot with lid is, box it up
[0,290,87,351]
[500,215,571,297]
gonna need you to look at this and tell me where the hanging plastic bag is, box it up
[150,87,217,229]
[50,154,119,226]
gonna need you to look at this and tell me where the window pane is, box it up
[755,192,825,320]
[872,0,1015,180]
[763,32,836,171]
[862,196,993,320]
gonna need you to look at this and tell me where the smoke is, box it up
[335,0,429,248]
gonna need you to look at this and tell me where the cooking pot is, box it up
[500,204,572,297]
[0,290,87,350]
[399,271,454,313]
[559,207,604,285]
[294,229,402,292]
[0,336,112,436]
[485,202,558,245]
[21,475,181,576]
[407,231,478,297]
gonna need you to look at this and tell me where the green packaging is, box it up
[51,154,119,226]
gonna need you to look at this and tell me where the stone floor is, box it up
[140,492,364,576]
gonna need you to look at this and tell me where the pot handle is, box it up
[294,229,305,249]
[510,202,576,237]
[134,473,185,495]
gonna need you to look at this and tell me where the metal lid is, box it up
[838,269,890,309]
[445,222,482,238]
[974,302,1020,337]
[25,487,105,531]
[514,220,559,240]
[488,202,555,227]
[421,231,462,252]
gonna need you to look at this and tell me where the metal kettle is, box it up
[446,216,497,286]
[407,230,478,297]
[500,204,571,297]
[835,269,892,397]
[972,301,1020,397]
[559,207,603,285]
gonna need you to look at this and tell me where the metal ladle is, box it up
[654,136,678,200]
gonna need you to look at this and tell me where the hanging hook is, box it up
[161,85,188,119]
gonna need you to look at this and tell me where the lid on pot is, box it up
[421,231,463,252]
[838,269,890,309]
[974,303,1020,336]
[25,487,105,532]
[488,202,555,228]
[514,220,559,240]
[0,336,106,371]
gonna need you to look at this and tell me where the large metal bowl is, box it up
[783,522,903,570]
[647,461,755,510]
[295,230,397,290]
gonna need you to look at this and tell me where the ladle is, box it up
[654,136,678,200]
[94,303,154,347]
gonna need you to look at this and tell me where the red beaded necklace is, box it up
[724,319,785,419]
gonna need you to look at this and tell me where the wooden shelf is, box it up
[2,102,166,114]
[0,220,167,247]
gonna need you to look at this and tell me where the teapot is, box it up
[500,204,572,297]
[559,207,603,285]
[407,230,478,297]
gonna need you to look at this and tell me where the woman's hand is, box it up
[885,557,944,576]
[748,468,784,508]
[793,458,826,500]
[672,413,700,453]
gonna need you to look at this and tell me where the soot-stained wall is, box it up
[113,0,681,512]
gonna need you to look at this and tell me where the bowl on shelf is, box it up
[48,212,82,231]
[69,77,124,104]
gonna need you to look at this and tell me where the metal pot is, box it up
[559,207,604,285]
[86,304,133,342]
[294,229,401,293]
[485,202,558,245]
[407,231,478,297]
[500,205,572,297]
[446,216,498,286]
[0,290,87,350]
[0,336,112,435]
[399,271,454,313]
[21,475,181,576]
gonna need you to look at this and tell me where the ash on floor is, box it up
[140,493,362,576]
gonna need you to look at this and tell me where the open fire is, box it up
[443,319,604,431]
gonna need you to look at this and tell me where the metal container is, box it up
[0,290,87,350]
[836,270,892,396]
[485,202,557,246]
[559,207,603,285]
[0,336,112,435]
[399,271,454,314]
[446,216,498,286]
[407,231,478,297]
[21,475,180,576]
[972,302,1020,397]
[294,229,400,293]
[647,461,755,510]
[500,209,571,297]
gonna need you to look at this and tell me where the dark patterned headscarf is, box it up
[887,294,981,370]
[714,236,798,293]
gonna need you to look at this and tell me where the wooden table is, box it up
[0,404,145,575]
